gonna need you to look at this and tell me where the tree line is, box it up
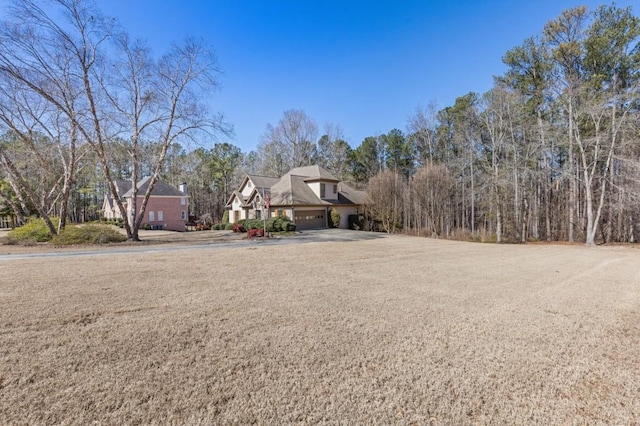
[363,4,640,245]
[1,2,639,245]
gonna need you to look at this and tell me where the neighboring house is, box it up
[226,165,366,230]
[102,177,189,232]
[0,214,14,229]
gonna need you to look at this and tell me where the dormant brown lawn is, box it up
[1,236,638,424]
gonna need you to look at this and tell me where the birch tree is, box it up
[0,0,227,240]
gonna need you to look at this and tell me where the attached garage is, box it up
[294,209,326,230]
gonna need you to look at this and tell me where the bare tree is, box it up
[258,109,318,175]
[411,164,453,237]
[0,0,227,240]
[407,101,439,167]
[367,170,405,233]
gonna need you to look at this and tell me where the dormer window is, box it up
[247,181,252,189]
[320,183,326,199]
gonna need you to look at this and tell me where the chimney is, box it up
[179,182,188,194]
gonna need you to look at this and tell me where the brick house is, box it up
[102,177,189,231]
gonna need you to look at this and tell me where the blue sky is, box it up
[96,1,636,152]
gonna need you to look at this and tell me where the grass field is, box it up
[1,235,638,424]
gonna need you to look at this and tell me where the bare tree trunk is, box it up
[0,150,57,235]
[521,198,529,243]
[568,100,575,242]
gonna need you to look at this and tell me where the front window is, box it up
[181,197,186,206]
[181,211,186,220]
[149,211,155,222]
[320,183,326,198]
[158,211,163,221]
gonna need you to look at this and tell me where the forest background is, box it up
[0,1,639,245]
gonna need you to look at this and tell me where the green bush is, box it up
[221,210,229,224]
[329,208,341,228]
[224,223,233,230]
[286,222,297,232]
[100,217,124,228]
[265,215,292,232]
[51,224,127,245]
[242,219,264,230]
[265,217,278,232]
[8,217,59,243]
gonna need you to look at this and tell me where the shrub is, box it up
[199,213,213,226]
[232,223,245,233]
[142,223,151,230]
[221,210,229,224]
[8,217,58,243]
[51,225,127,245]
[0,236,18,246]
[247,228,266,238]
[224,223,233,231]
[268,215,291,232]
[266,217,278,232]
[243,219,263,230]
[348,214,365,231]
[329,208,341,228]
[286,222,297,232]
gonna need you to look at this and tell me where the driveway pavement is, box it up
[0,229,388,261]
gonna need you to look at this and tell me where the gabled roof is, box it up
[105,180,131,205]
[225,190,247,208]
[337,182,367,205]
[270,174,325,206]
[114,180,132,196]
[122,176,186,198]
[245,187,270,205]
[227,165,367,209]
[284,165,339,182]
[247,174,280,190]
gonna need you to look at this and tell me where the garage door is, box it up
[294,210,326,230]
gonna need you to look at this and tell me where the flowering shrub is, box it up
[232,223,245,233]
[247,228,265,238]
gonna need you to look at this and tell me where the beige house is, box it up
[226,165,366,230]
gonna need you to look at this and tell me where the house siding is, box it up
[241,181,253,197]
[230,196,245,223]
[334,206,360,229]
[307,181,338,201]
[226,166,365,229]
[270,208,293,220]
[137,196,186,231]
